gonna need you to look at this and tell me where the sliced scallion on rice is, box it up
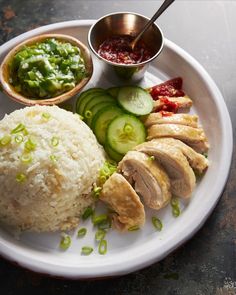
[81,246,93,255]
[60,234,71,250]
[77,228,87,238]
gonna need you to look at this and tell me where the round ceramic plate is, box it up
[0,20,232,279]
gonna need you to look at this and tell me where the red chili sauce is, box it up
[98,35,152,64]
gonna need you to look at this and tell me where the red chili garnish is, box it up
[149,77,185,100]
[160,110,173,117]
[159,97,179,113]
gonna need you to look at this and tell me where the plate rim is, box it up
[0,19,233,279]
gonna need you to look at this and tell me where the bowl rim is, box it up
[87,11,164,68]
[0,33,93,106]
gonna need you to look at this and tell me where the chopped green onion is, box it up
[0,135,11,146]
[95,229,106,242]
[15,134,23,144]
[98,239,107,255]
[123,123,133,134]
[84,110,92,119]
[98,219,111,230]
[50,154,58,162]
[148,156,155,161]
[92,186,102,199]
[92,214,108,226]
[202,152,208,158]
[82,206,94,220]
[51,136,59,147]
[60,234,71,250]
[99,161,117,184]
[77,228,87,238]
[171,197,181,217]
[128,225,140,231]
[41,112,51,120]
[16,173,26,183]
[81,246,93,255]
[21,153,32,164]
[152,217,163,231]
[79,115,84,121]
[11,123,26,134]
[24,138,37,152]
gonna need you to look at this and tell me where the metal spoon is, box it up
[130,0,176,51]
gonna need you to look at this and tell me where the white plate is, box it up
[0,20,232,279]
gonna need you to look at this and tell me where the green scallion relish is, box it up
[9,38,87,99]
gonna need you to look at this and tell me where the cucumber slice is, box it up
[76,88,104,113]
[106,114,146,154]
[105,144,123,162]
[83,94,115,118]
[92,106,124,144]
[117,86,153,115]
[76,89,105,115]
[107,87,120,98]
[86,101,116,126]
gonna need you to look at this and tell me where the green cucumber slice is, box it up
[86,101,116,126]
[83,94,115,118]
[106,114,146,154]
[76,89,105,115]
[117,86,153,115]
[92,106,124,144]
[107,87,120,98]
[105,144,123,162]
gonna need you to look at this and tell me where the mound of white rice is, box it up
[0,105,105,232]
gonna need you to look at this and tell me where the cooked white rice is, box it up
[0,105,105,232]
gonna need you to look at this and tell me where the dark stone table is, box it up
[0,1,235,294]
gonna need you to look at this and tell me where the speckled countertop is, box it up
[0,1,235,294]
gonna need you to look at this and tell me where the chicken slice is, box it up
[154,138,209,174]
[144,112,199,128]
[118,151,171,210]
[153,96,193,112]
[134,141,196,198]
[100,173,145,231]
[147,124,209,153]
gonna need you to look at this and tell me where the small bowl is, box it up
[0,34,93,106]
[88,12,164,82]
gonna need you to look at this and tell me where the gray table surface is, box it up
[0,1,235,294]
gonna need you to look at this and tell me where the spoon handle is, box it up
[131,0,175,49]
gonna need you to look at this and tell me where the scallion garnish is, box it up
[171,197,181,217]
[50,154,58,162]
[11,123,26,134]
[92,186,102,199]
[95,229,106,242]
[77,228,87,238]
[98,239,107,255]
[15,134,23,144]
[148,156,155,161]
[152,216,163,231]
[92,214,108,226]
[81,246,93,255]
[99,161,117,184]
[0,135,11,146]
[42,112,51,120]
[97,219,111,230]
[24,138,37,152]
[21,153,32,164]
[51,136,59,147]
[16,173,26,183]
[60,233,71,250]
[82,206,94,220]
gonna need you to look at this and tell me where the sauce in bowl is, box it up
[98,35,152,65]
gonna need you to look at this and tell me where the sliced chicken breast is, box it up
[100,173,145,231]
[118,151,171,210]
[144,113,199,128]
[147,124,209,153]
[154,138,209,174]
[153,96,193,112]
[134,141,196,198]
